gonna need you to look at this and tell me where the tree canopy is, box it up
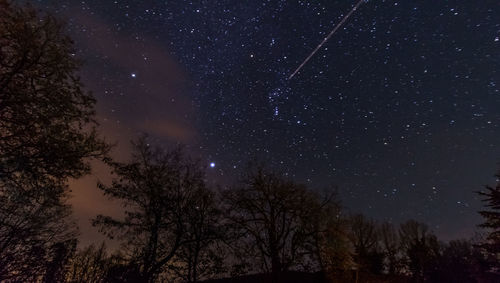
[0,1,108,280]
[93,137,213,282]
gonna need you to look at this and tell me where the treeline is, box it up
[63,139,499,283]
[2,132,500,282]
[0,1,498,282]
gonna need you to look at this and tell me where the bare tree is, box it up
[43,239,77,283]
[0,177,78,281]
[379,222,401,274]
[312,204,353,279]
[93,137,211,282]
[221,165,335,275]
[169,188,225,282]
[66,242,111,283]
[348,214,383,274]
[398,220,440,282]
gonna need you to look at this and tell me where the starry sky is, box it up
[34,0,499,243]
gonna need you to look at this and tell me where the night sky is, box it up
[35,0,499,243]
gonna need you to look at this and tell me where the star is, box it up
[36,0,500,244]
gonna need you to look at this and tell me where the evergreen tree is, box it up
[478,171,500,269]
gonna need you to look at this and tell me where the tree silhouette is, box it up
[477,171,500,266]
[221,165,336,275]
[0,0,109,184]
[431,239,491,283]
[93,137,211,282]
[398,220,440,282]
[42,239,77,283]
[379,222,401,275]
[66,242,114,283]
[0,176,78,281]
[347,214,384,275]
[170,188,225,282]
[312,201,353,280]
[0,1,108,280]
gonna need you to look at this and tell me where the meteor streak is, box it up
[288,0,367,80]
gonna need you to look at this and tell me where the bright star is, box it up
[131,73,136,78]
[209,162,215,168]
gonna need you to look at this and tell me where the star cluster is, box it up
[37,0,499,240]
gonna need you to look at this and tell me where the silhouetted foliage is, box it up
[348,214,384,275]
[378,222,402,275]
[398,220,440,282]
[0,1,108,281]
[311,196,353,279]
[430,239,490,283]
[100,254,143,283]
[201,271,329,283]
[221,165,337,275]
[66,242,117,283]
[93,137,214,282]
[43,239,77,283]
[477,171,500,267]
[172,188,226,282]
[0,0,109,184]
[0,176,78,281]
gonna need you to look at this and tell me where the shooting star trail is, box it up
[288,0,367,80]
